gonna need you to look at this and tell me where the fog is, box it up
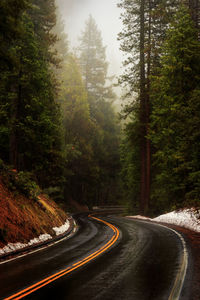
[56,0,123,82]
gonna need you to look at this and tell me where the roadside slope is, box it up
[0,178,69,251]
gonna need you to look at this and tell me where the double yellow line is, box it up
[4,215,120,300]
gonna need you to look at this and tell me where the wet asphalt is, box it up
[0,214,191,300]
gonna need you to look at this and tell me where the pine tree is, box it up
[53,8,69,81]
[59,54,99,206]
[118,0,179,214]
[188,0,200,33]
[78,15,108,101]
[29,0,58,65]
[0,0,63,190]
[150,6,200,210]
[77,16,121,206]
[0,0,28,163]
[120,111,141,212]
[60,55,91,149]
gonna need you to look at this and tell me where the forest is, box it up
[0,0,200,216]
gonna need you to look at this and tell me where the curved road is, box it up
[0,213,191,300]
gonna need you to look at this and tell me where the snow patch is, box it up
[0,242,26,254]
[0,218,71,256]
[154,208,200,232]
[0,233,52,255]
[127,208,200,232]
[53,219,70,236]
[127,215,151,221]
[28,234,52,246]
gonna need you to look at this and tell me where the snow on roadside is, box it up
[0,234,52,256]
[0,218,71,256]
[53,219,70,236]
[28,234,52,246]
[127,208,200,232]
[153,208,200,232]
[0,242,27,254]
[127,215,151,221]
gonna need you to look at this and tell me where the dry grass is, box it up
[0,178,68,248]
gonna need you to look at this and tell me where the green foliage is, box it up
[119,1,200,214]
[0,0,64,193]
[76,16,121,207]
[78,15,115,106]
[78,15,108,98]
[120,109,141,214]
[0,160,40,200]
[118,0,179,98]
[117,0,181,215]
[0,1,29,163]
[14,171,40,200]
[150,6,200,211]
[0,2,121,209]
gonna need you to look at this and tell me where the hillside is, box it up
[0,178,69,250]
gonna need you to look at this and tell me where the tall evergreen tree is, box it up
[0,0,63,190]
[29,0,58,65]
[59,54,97,206]
[78,16,121,207]
[118,0,179,214]
[78,15,108,101]
[0,0,28,163]
[188,0,200,33]
[53,7,69,81]
[0,2,121,207]
[150,6,200,210]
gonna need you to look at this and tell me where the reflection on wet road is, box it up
[0,214,190,300]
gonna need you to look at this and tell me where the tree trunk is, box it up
[139,0,152,215]
[145,0,152,215]
[139,0,147,215]
[9,71,21,169]
[188,0,200,36]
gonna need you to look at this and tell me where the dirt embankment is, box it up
[0,179,68,249]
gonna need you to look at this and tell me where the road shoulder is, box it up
[0,215,77,264]
[162,223,200,300]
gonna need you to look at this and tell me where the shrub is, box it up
[0,160,40,201]
[15,172,40,201]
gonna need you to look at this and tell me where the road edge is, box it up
[3,215,120,300]
[163,225,188,300]
[126,217,189,300]
[0,215,77,264]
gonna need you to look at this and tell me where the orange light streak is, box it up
[4,215,119,300]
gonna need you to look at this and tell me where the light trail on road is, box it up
[4,215,120,300]
[1,214,191,300]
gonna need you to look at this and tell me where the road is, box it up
[0,213,191,300]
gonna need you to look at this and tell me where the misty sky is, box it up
[56,0,123,80]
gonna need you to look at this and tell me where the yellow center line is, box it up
[4,215,120,300]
